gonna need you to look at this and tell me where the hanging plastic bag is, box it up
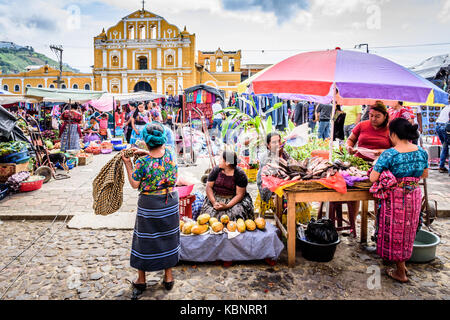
[305,218,338,244]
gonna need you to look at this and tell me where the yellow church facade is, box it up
[0,65,93,95]
[93,9,242,97]
[0,7,243,98]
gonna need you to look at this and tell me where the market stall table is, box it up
[274,188,376,268]
[179,223,284,263]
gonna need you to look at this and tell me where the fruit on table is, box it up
[255,217,266,230]
[182,222,195,234]
[227,221,237,232]
[220,215,230,224]
[191,224,209,235]
[237,219,246,233]
[197,214,210,225]
[209,217,219,226]
[180,220,185,231]
[245,220,256,231]
[211,222,224,233]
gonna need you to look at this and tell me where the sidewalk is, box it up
[0,152,449,220]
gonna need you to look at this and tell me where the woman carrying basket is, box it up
[122,122,179,300]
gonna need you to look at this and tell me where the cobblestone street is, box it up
[0,152,449,300]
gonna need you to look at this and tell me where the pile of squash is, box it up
[180,214,266,235]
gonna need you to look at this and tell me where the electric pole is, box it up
[50,45,64,88]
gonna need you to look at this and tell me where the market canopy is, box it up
[184,84,225,102]
[236,65,275,94]
[25,87,106,104]
[251,49,449,107]
[85,91,166,112]
[0,89,38,104]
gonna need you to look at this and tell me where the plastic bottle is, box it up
[297,225,306,240]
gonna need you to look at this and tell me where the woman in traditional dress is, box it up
[130,102,151,145]
[59,104,82,152]
[370,118,428,283]
[122,122,179,299]
[200,150,254,220]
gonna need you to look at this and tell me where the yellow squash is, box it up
[227,221,237,232]
[255,217,266,230]
[245,219,256,231]
[191,224,209,235]
[197,214,211,225]
[220,215,230,225]
[237,219,246,233]
[211,222,224,233]
[209,217,219,226]
[182,222,195,235]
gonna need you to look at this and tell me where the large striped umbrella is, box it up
[251,49,449,107]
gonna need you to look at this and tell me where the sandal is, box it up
[131,282,147,300]
[386,268,408,283]
[162,279,174,291]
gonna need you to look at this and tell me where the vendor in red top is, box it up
[97,113,109,141]
[388,101,414,124]
[346,101,392,160]
[115,106,125,129]
[341,101,392,237]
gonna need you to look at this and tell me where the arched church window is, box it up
[216,58,223,72]
[150,25,157,39]
[128,25,135,40]
[84,84,90,90]
[139,25,146,40]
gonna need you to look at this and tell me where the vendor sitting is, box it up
[200,150,254,220]
[257,132,292,203]
[83,117,101,143]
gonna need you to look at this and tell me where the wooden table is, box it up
[274,189,376,268]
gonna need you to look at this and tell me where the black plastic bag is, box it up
[305,218,338,244]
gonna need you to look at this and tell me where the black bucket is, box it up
[297,236,340,262]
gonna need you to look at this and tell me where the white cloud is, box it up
[438,0,450,23]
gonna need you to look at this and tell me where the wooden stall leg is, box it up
[360,200,369,244]
[287,193,296,268]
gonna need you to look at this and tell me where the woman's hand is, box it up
[131,147,149,157]
[121,152,132,167]
[346,145,356,155]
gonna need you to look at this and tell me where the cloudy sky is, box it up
[0,0,449,73]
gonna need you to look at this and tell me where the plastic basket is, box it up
[19,176,45,192]
[0,149,29,163]
[0,183,10,201]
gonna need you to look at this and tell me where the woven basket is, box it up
[285,180,326,192]
[353,180,373,189]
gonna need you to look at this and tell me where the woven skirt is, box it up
[130,191,180,272]
[376,186,422,262]
[61,124,80,152]
[200,192,254,221]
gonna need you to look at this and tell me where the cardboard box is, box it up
[0,161,30,183]
[77,154,93,166]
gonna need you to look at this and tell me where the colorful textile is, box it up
[191,192,205,220]
[131,192,180,272]
[60,124,81,152]
[132,147,178,193]
[373,147,429,178]
[388,107,411,121]
[374,175,422,262]
[130,124,146,145]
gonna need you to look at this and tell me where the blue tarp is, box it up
[179,223,284,262]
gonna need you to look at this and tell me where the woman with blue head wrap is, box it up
[122,120,179,299]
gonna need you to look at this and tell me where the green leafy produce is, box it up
[0,141,29,157]
[333,146,372,171]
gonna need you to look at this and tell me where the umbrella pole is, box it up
[113,96,116,138]
[326,84,338,219]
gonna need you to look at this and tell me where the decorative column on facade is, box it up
[21,79,24,94]
[177,72,184,95]
[178,47,183,68]
[44,78,48,87]
[103,50,107,68]
[157,48,162,68]
[68,77,72,88]
[123,49,128,69]
[122,73,128,93]
[101,73,107,91]
[156,72,163,94]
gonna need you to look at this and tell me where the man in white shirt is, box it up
[211,98,224,137]
[436,103,450,173]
